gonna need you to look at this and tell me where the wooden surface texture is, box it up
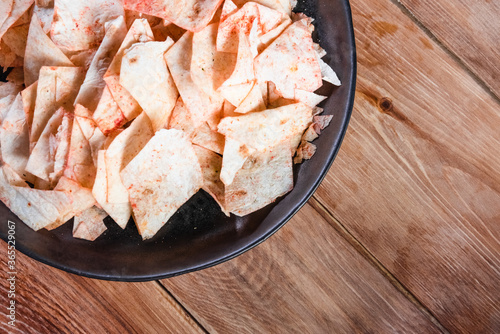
[1,0,499,333]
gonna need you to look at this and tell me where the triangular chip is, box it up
[294,89,327,108]
[123,0,223,32]
[105,112,153,208]
[192,122,225,155]
[234,82,266,114]
[24,13,75,87]
[49,112,73,186]
[1,94,33,183]
[167,97,196,138]
[92,85,127,135]
[166,31,223,128]
[25,107,66,181]
[219,137,254,185]
[120,129,203,239]
[44,176,96,230]
[0,0,33,40]
[193,145,229,216]
[0,169,95,231]
[75,16,127,112]
[219,82,255,108]
[64,120,96,189]
[33,2,54,34]
[217,1,284,53]
[50,0,124,52]
[225,142,293,216]
[218,102,313,153]
[73,206,108,241]
[104,18,155,121]
[92,150,131,229]
[191,22,236,99]
[31,67,85,148]
[120,40,178,131]
[2,23,29,57]
[255,19,322,99]
[74,104,107,166]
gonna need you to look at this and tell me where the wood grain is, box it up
[0,241,204,334]
[398,0,500,98]
[312,0,500,332]
[161,204,442,334]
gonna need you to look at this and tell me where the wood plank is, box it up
[0,241,204,334]
[313,0,500,332]
[398,0,500,98]
[161,204,442,333]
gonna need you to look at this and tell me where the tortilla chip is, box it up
[0,169,94,231]
[0,40,17,68]
[120,129,203,239]
[1,94,32,182]
[50,0,124,52]
[103,19,155,122]
[105,112,153,209]
[257,16,291,53]
[31,66,85,148]
[120,39,178,131]
[294,89,327,108]
[234,82,266,114]
[123,0,224,32]
[318,57,341,86]
[20,82,37,136]
[74,104,107,166]
[73,206,108,241]
[312,114,333,134]
[294,140,316,164]
[2,23,29,57]
[93,150,131,229]
[219,137,254,185]
[222,99,239,118]
[64,119,96,189]
[192,122,225,155]
[0,82,22,100]
[49,112,72,186]
[191,22,237,99]
[255,20,322,99]
[92,85,127,135]
[6,67,24,85]
[2,164,29,187]
[217,1,284,54]
[167,97,196,137]
[33,2,54,34]
[0,1,13,32]
[75,16,127,112]
[219,82,255,108]
[232,0,290,15]
[218,102,313,153]
[124,9,163,29]
[225,142,293,216]
[45,176,96,230]
[220,32,255,87]
[0,87,20,123]
[25,107,66,181]
[68,49,97,71]
[0,0,33,40]
[166,31,223,128]
[193,145,229,216]
[24,13,75,86]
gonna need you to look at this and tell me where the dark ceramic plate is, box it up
[0,0,356,281]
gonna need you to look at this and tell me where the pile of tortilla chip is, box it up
[0,0,340,241]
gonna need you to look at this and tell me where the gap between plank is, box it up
[155,281,210,334]
[309,195,450,334]
[390,0,500,106]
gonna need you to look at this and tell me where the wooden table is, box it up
[2,0,499,332]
